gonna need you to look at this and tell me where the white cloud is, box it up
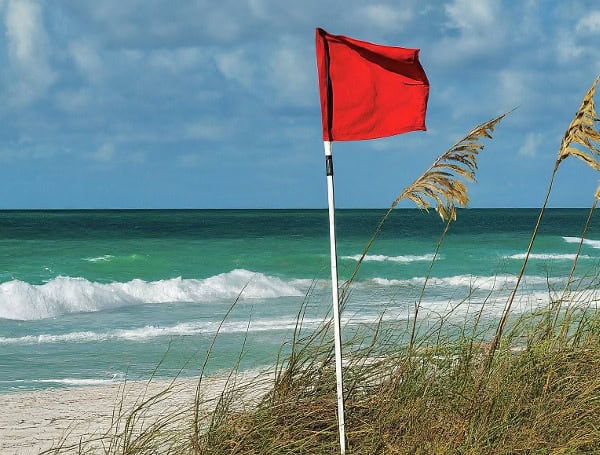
[354,4,413,31]
[91,143,115,162]
[149,47,205,72]
[55,89,90,112]
[69,40,104,83]
[576,11,600,35]
[129,151,146,163]
[6,0,37,61]
[4,0,56,105]
[497,70,531,108]
[518,132,543,158]
[555,31,584,63]
[184,120,226,141]
[267,40,313,107]
[204,9,243,43]
[0,146,59,161]
[177,153,204,167]
[247,0,268,19]
[433,0,505,63]
[215,48,256,89]
[445,0,496,31]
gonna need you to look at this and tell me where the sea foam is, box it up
[505,253,591,260]
[342,254,437,263]
[368,274,563,291]
[0,316,328,346]
[83,255,115,263]
[563,236,600,249]
[0,269,305,321]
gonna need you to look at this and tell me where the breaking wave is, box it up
[563,236,600,249]
[0,269,307,321]
[368,274,563,291]
[0,316,327,345]
[342,254,437,263]
[505,253,591,260]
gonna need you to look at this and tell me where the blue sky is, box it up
[0,0,599,209]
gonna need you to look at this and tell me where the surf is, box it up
[0,269,307,321]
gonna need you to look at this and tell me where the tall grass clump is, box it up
[45,82,600,454]
[192,293,600,454]
[341,111,510,347]
[189,84,600,452]
[490,75,600,359]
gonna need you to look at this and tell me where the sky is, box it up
[0,0,599,209]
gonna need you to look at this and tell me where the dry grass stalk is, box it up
[489,75,600,363]
[195,305,600,454]
[550,183,600,338]
[564,183,600,294]
[557,76,600,169]
[394,111,509,221]
[341,112,509,304]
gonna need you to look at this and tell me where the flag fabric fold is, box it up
[315,27,429,142]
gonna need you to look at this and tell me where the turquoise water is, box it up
[1,209,599,392]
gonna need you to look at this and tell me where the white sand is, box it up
[0,372,271,455]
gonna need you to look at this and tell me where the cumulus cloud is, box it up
[555,30,585,63]
[55,89,91,112]
[433,0,506,63]
[4,0,56,105]
[0,145,60,161]
[148,47,205,73]
[91,143,115,162]
[215,48,257,89]
[497,70,532,108]
[69,40,104,83]
[518,132,543,158]
[266,39,313,107]
[2,0,599,208]
[81,0,257,47]
[353,4,413,31]
[576,10,600,34]
[177,153,204,168]
[184,120,227,141]
[445,0,496,31]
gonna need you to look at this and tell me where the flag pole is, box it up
[324,140,346,455]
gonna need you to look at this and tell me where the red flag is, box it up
[316,28,429,142]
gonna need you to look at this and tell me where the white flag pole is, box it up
[323,140,346,455]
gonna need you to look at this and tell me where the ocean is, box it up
[1,209,599,393]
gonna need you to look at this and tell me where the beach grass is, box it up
[30,76,600,454]
[38,290,600,454]
[191,299,600,454]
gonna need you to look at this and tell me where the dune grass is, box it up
[42,277,600,454]
[43,77,600,454]
[189,295,600,455]
[37,281,600,452]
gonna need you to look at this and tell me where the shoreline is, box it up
[0,371,272,455]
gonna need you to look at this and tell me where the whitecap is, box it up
[83,255,115,263]
[0,316,328,345]
[0,269,306,321]
[505,253,591,260]
[563,236,600,249]
[342,254,438,263]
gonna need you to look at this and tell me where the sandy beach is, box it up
[0,371,271,455]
